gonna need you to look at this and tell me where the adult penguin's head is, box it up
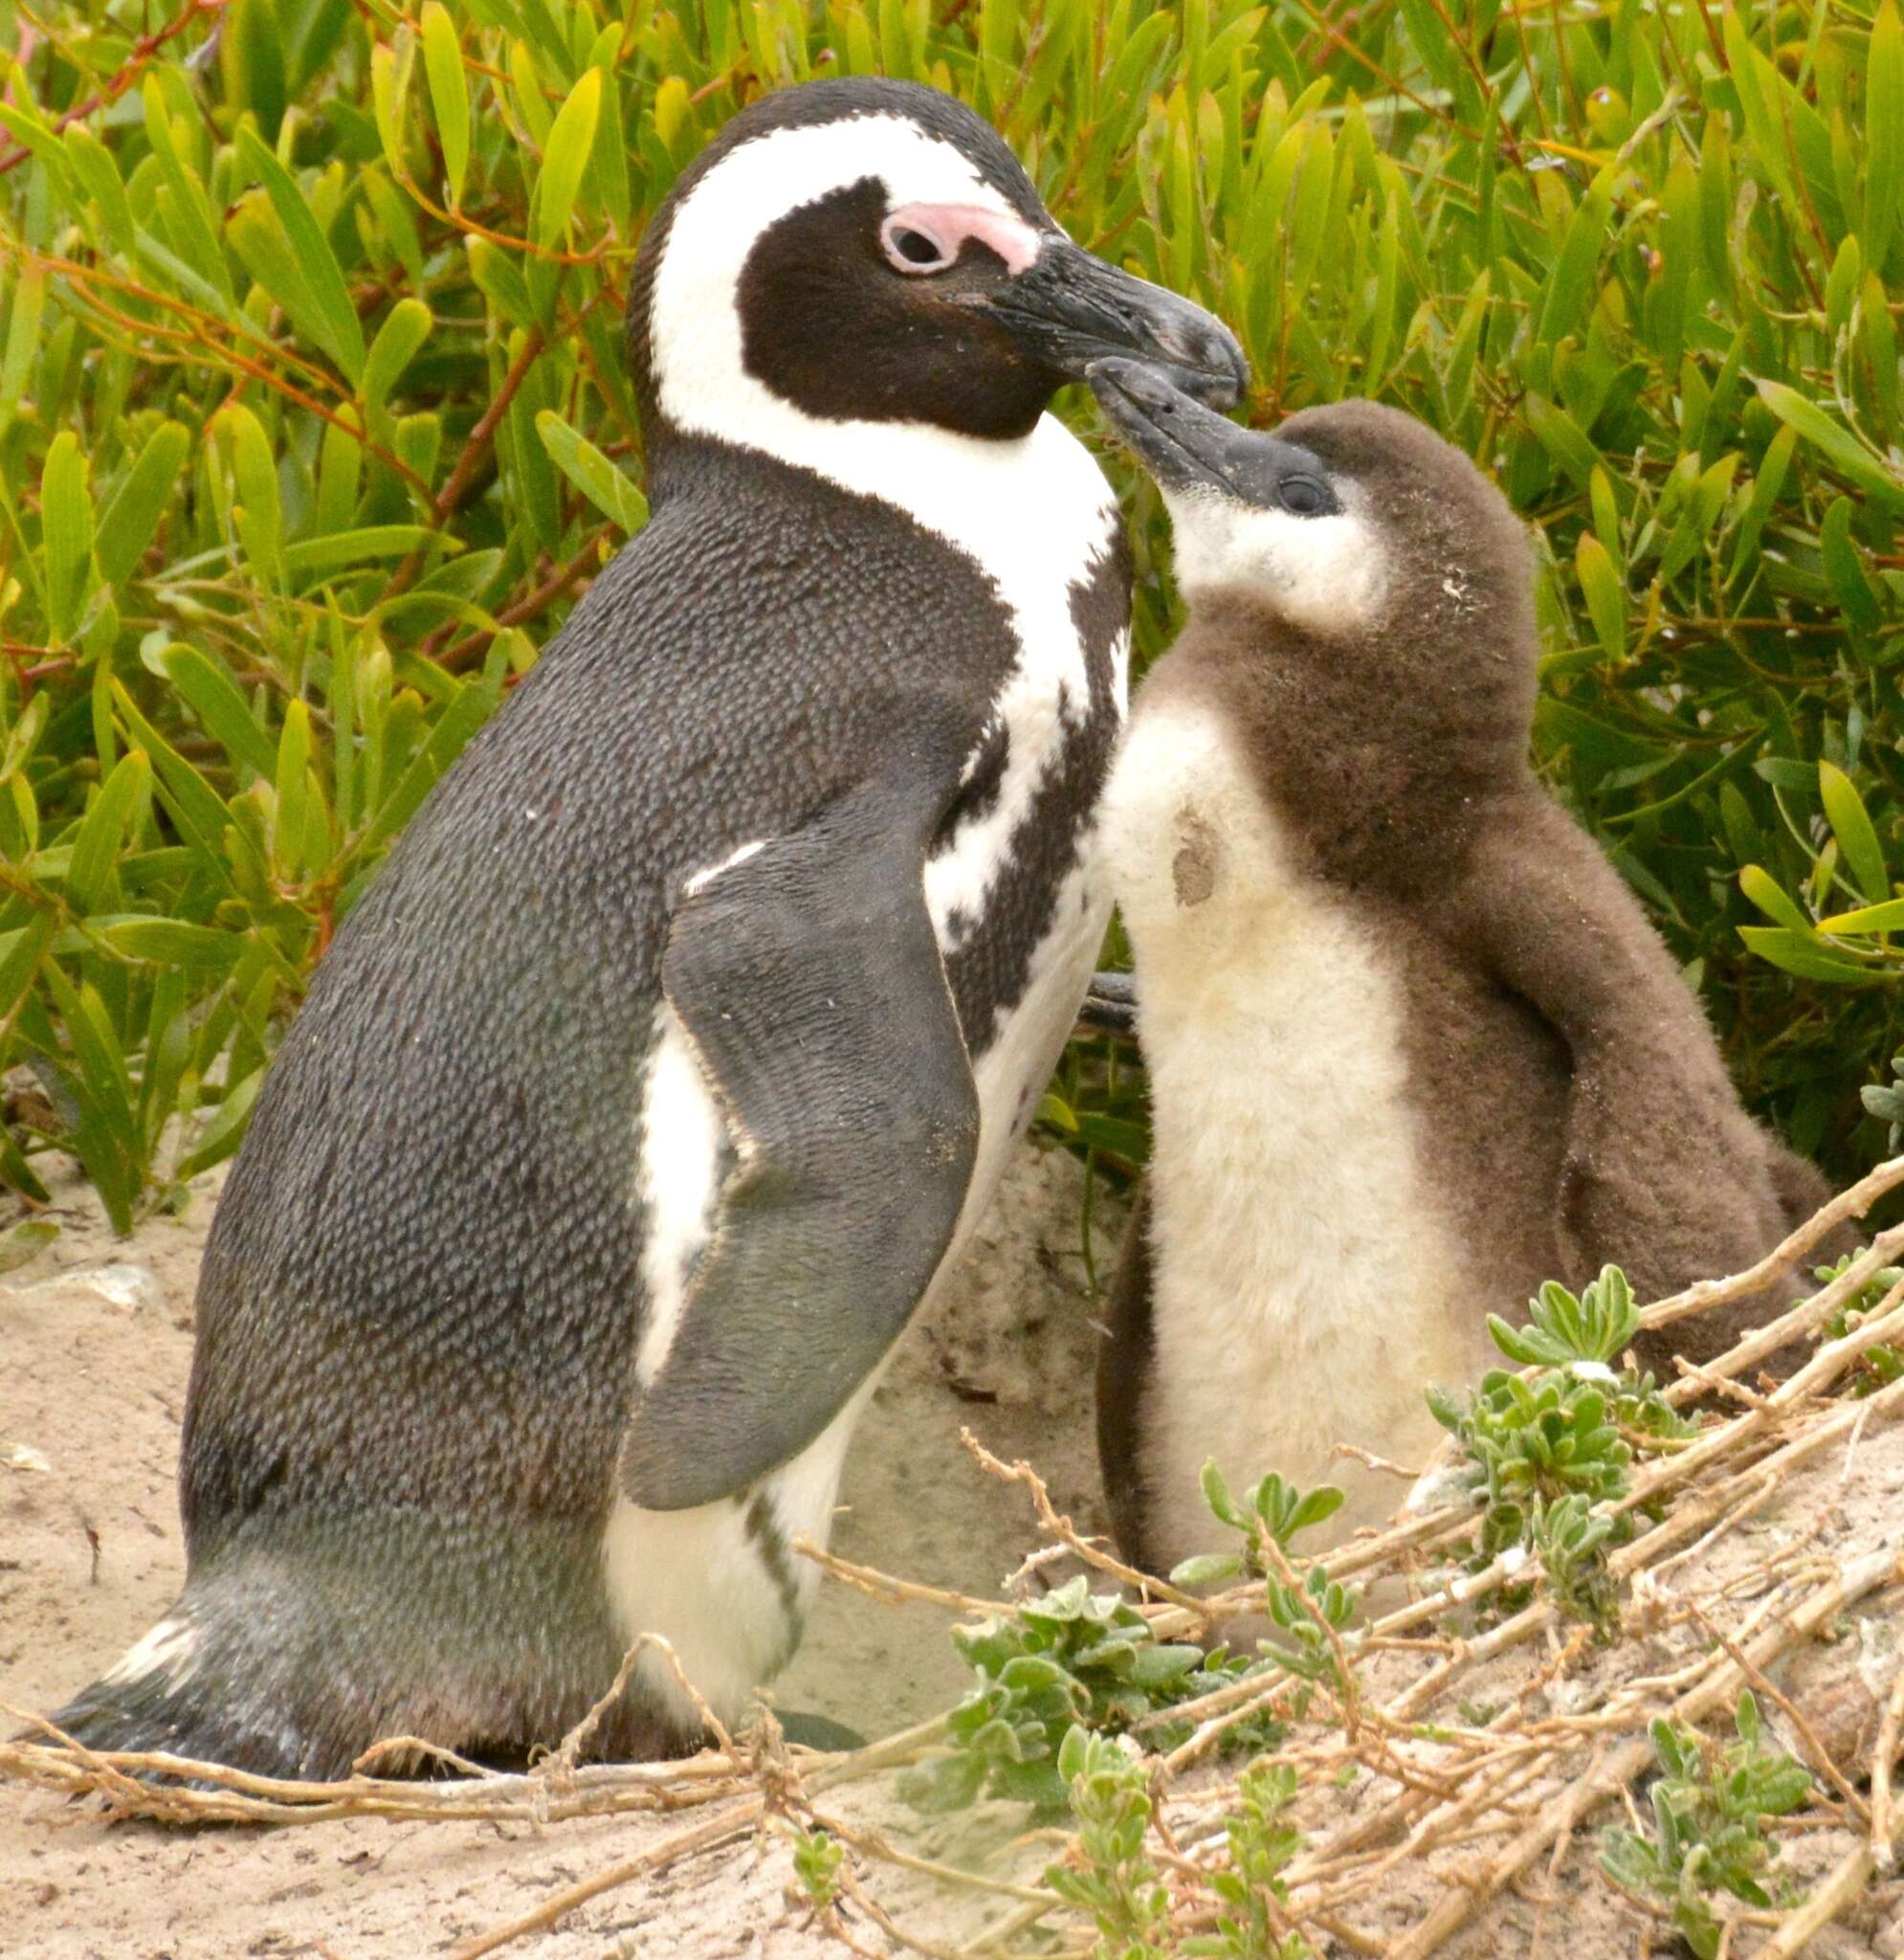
[629,78,1247,463]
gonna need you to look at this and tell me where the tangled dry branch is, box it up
[7,1159,1904,1956]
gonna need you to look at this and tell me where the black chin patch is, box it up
[736,179,1057,439]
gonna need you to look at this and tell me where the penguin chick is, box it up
[39,85,1244,1782]
[1087,360,1837,1573]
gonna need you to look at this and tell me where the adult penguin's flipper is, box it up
[617,789,980,1512]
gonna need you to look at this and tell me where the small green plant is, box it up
[789,1826,843,1913]
[1169,1463,1345,1589]
[1529,1491,1621,1626]
[900,1576,1206,1815]
[1169,1461,1362,1692]
[1814,1251,1904,1395]
[1862,1055,1904,1155]
[1485,1265,1644,1371]
[1184,1761,1311,1960]
[1599,1692,1813,1959]
[1044,1726,1173,1960]
[1259,1564,1362,1691]
[1428,1267,1698,1625]
[0,1215,57,1275]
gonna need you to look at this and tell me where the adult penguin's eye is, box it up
[882,219,954,274]
[1279,475,1330,516]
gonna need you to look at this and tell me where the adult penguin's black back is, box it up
[43,78,1244,1777]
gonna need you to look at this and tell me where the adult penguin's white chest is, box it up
[604,411,1127,1725]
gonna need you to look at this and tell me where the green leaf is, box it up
[1169,1551,1245,1586]
[1738,926,1879,984]
[1739,864,1815,933]
[1817,898,1904,935]
[234,126,367,386]
[1200,1458,1241,1527]
[1723,12,1797,209]
[110,681,257,889]
[163,646,277,779]
[1819,499,1882,640]
[97,420,189,587]
[66,748,150,914]
[36,966,138,1231]
[221,0,288,144]
[275,700,313,880]
[1819,762,1890,905]
[1729,426,1798,581]
[3,692,50,779]
[370,30,416,180]
[286,524,455,577]
[141,78,236,310]
[466,235,539,331]
[214,401,286,591]
[101,919,247,970]
[1536,167,1614,349]
[0,1217,59,1275]
[0,915,55,1027]
[40,431,96,645]
[1755,381,1904,516]
[420,2,471,209]
[1868,1,1904,270]
[534,411,648,532]
[365,298,432,417]
[0,265,46,423]
[178,1066,266,1180]
[61,126,134,255]
[1574,532,1626,661]
[358,677,495,854]
[535,68,603,249]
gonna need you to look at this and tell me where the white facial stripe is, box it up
[652,115,1114,580]
[1164,486,1387,635]
[634,1005,728,1389]
[653,115,1020,437]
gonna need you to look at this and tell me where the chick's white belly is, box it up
[1101,700,1484,1568]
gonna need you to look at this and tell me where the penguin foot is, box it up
[35,1550,705,1787]
[34,1606,341,1785]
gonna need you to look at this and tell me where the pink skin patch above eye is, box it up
[883,202,1043,276]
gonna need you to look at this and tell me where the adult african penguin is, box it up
[1084,362,1838,1574]
[41,83,1245,1778]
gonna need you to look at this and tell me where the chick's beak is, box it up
[978,237,1248,410]
[1088,355,1266,494]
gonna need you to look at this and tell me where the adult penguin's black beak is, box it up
[977,236,1248,410]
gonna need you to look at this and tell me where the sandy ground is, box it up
[10,1148,1904,1960]
[0,1141,1123,1958]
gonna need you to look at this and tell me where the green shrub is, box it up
[1600,1691,1813,1958]
[1,0,1900,1227]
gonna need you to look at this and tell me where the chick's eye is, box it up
[882,220,954,273]
[1278,475,1329,516]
